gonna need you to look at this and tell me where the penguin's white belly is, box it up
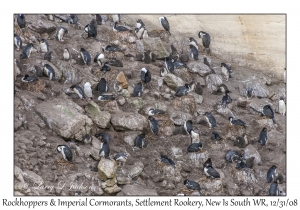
[278,101,285,115]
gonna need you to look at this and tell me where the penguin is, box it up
[142,27,149,39]
[259,127,268,145]
[100,62,111,72]
[146,50,156,62]
[160,155,176,168]
[194,82,203,95]
[97,78,108,94]
[114,152,129,167]
[228,116,246,128]
[93,52,105,66]
[140,67,151,88]
[160,67,168,77]
[103,45,122,52]
[175,84,191,97]
[99,141,110,159]
[235,158,248,170]
[135,26,145,40]
[204,165,220,179]
[70,85,84,99]
[142,51,151,64]
[184,120,194,136]
[275,174,284,184]
[278,96,286,116]
[159,16,171,36]
[221,90,232,108]
[267,165,277,183]
[95,14,102,25]
[203,158,212,169]
[80,48,91,65]
[211,131,222,141]
[221,63,232,81]
[189,37,198,50]
[17,14,26,33]
[55,26,68,42]
[189,44,199,60]
[63,48,71,61]
[218,84,230,94]
[225,150,241,162]
[187,142,203,152]
[84,82,93,100]
[14,33,22,50]
[134,133,147,148]
[21,74,38,83]
[40,38,49,53]
[148,108,165,116]
[246,86,254,100]
[112,14,120,23]
[68,14,78,26]
[269,182,280,196]
[98,95,115,101]
[203,57,216,74]
[170,44,179,61]
[245,157,255,169]
[234,134,248,148]
[204,112,217,128]
[20,43,33,59]
[184,179,201,192]
[164,57,175,74]
[34,65,43,77]
[132,82,143,97]
[113,22,131,32]
[261,105,276,124]
[136,19,145,29]
[44,51,52,62]
[84,19,98,40]
[174,61,187,69]
[82,134,92,144]
[96,132,110,144]
[43,64,55,80]
[198,31,211,54]
[109,58,123,67]
[148,116,160,135]
[57,145,73,162]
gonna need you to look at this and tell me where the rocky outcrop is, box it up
[98,158,118,181]
[243,145,261,165]
[171,95,196,115]
[163,73,184,90]
[111,111,147,131]
[85,101,111,128]
[187,61,212,76]
[137,37,170,59]
[35,98,93,141]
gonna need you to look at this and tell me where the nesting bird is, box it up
[94,52,105,66]
[68,14,78,26]
[97,78,108,95]
[235,158,248,170]
[132,82,143,97]
[148,116,161,135]
[234,134,248,148]
[113,22,131,32]
[225,150,241,162]
[198,31,211,54]
[14,34,22,50]
[100,62,111,72]
[228,116,246,128]
[134,133,147,148]
[21,74,38,83]
[148,108,165,116]
[84,82,93,100]
[175,84,191,97]
[40,38,49,53]
[187,142,203,152]
[70,85,85,99]
[221,63,232,81]
[44,51,52,62]
[218,84,230,94]
[80,48,91,65]
[164,57,175,74]
[84,19,98,40]
[20,43,33,59]
[159,16,171,36]
[189,37,198,50]
[221,90,232,108]
[57,145,73,162]
[17,14,26,33]
[211,131,222,141]
[43,64,55,80]
[160,155,176,168]
[203,159,220,179]
[140,68,151,88]
[103,45,122,52]
[55,26,68,42]
[259,127,268,145]
[246,86,254,100]
[114,152,130,167]
[204,112,217,128]
[184,179,201,192]
[278,97,286,116]
[98,95,115,101]
[267,165,277,183]
[189,44,199,60]
[269,183,280,196]
[261,105,276,124]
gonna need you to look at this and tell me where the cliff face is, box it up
[131,14,285,77]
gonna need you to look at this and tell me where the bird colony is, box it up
[14,14,286,196]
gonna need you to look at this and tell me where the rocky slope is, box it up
[14,14,286,196]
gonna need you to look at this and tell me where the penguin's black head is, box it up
[220,63,225,67]
[19,14,24,18]
[204,112,210,116]
[70,85,76,90]
[262,127,267,132]
[80,48,86,52]
[24,74,29,79]
[280,96,284,100]
[187,120,193,124]
[228,116,233,121]
[225,90,230,94]
[185,83,190,88]
[149,108,154,112]
[137,19,142,23]
[65,47,69,51]
[271,165,277,169]
[183,179,188,185]
[148,116,154,121]
[41,38,45,43]
[57,145,66,153]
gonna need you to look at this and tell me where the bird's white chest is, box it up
[40,42,48,52]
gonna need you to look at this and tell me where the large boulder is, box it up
[35,98,93,141]
[187,61,212,76]
[171,95,196,115]
[138,37,170,59]
[22,170,43,185]
[85,101,111,128]
[206,74,223,93]
[163,73,184,90]
[98,158,118,181]
[117,184,158,196]
[243,145,261,165]
[27,17,56,34]
[111,111,148,131]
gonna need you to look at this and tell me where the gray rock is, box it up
[27,19,56,34]
[23,170,43,185]
[169,112,193,126]
[102,184,122,195]
[206,74,223,93]
[116,176,132,185]
[171,95,196,115]
[239,80,269,98]
[15,166,24,183]
[98,158,118,181]
[141,37,170,59]
[85,101,111,128]
[92,137,102,150]
[188,150,209,167]
[128,162,144,178]
[190,92,203,104]
[117,184,158,196]
[111,111,147,131]
[187,61,212,76]
[201,179,223,194]
[19,91,46,109]
[226,180,240,196]
[234,169,257,184]
[35,98,93,141]
[117,95,126,105]
[126,97,144,111]
[123,133,139,146]
[163,73,184,90]
[243,145,261,165]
